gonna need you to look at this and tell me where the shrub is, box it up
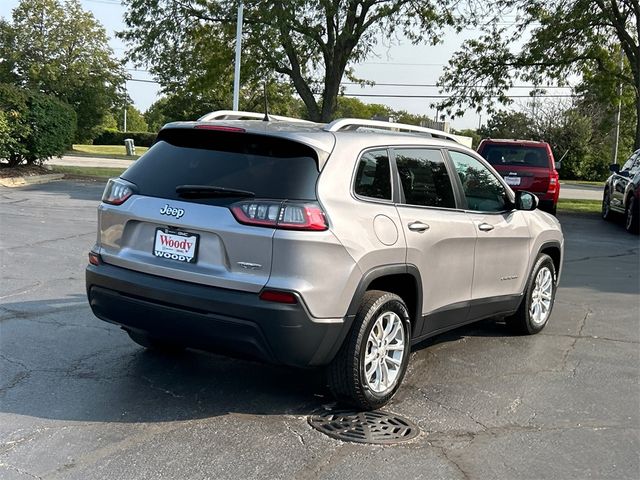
[24,91,76,165]
[93,129,156,148]
[0,83,76,166]
[0,83,30,166]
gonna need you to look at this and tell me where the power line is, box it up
[127,78,159,84]
[342,82,573,89]
[342,93,578,99]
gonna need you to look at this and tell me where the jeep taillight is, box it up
[230,200,328,231]
[548,176,558,194]
[102,178,136,205]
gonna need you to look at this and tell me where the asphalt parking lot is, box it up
[1,179,638,480]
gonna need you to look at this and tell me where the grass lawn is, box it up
[50,165,127,179]
[557,198,601,214]
[560,179,605,187]
[69,144,149,160]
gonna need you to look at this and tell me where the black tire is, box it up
[624,196,639,234]
[506,254,557,335]
[327,290,411,410]
[602,189,613,221]
[127,330,185,353]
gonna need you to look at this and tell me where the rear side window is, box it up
[121,129,320,203]
[481,145,550,168]
[395,149,456,209]
[354,149,392,200]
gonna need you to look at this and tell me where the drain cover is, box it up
[308,410,419,445]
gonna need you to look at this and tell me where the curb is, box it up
[0,173,65,188]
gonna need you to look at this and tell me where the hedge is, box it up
[93,129,157,147]
[0,83,76,166]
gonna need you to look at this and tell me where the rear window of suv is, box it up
[121,128,320,204]
[480,145,550,168]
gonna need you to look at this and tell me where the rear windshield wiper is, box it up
[176,185,256,199]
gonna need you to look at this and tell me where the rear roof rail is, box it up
[324,118,460,144]
[198,110,315,124]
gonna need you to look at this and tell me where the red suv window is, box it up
[480,145,550,168]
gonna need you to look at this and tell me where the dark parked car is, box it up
[477,139,560,215]
[602,149,640,234]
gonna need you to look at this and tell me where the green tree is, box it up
[115,105,149,132]
[437,1,639,148]
[1,0,127,141]
[478,111,534,139]
[120,0,466,122]
[334,97,391,119]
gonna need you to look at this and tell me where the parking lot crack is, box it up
[0,231,95,252]
[565,248,639,263]
[416,386,489,431]
[284,421,307,447]
[0,462,43,479]
[140,375,184,398]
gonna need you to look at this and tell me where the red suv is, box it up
[477,139,560,215]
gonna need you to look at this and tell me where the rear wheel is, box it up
[506,254,557,335]
[127,330,185,353]
[602,189,613,221]
[328,291,411,410]
[625,196,639,234]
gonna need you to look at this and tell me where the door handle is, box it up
[408,221,430,232]
[478,222,494,232]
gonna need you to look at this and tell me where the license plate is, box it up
[153,228,199,263]
[504,176,521,186]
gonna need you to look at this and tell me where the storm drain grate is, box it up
[308,410,419,445]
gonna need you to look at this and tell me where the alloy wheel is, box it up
[530,266,553,326]
[363,311,405,393]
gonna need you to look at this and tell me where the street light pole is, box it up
[232,0,244,111]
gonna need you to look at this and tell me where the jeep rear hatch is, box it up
[98,127,322,293]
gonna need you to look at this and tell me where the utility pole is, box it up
[232,0,244,111]
[123,106,127,133]
[612,53,624,164]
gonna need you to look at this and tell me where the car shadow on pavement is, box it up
[0,298,515,424]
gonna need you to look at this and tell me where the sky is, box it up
[0,0,574,130]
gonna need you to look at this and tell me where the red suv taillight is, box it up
[102,178,136,205]
[230,200,328,231]
[548,174,558,194]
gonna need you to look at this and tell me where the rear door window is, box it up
[394,148,456,208]
[481,145,550,168]
[354,149,392,201]
[122,128,320,204]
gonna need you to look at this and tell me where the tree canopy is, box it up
[0,0,127,141]
[120,0,468,122]
[437,0,639,149]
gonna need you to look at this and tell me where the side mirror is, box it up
[555,161,561,170]
[516,191,539,211]
[610,164,620,173]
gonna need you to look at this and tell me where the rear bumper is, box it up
[86,263,349,367]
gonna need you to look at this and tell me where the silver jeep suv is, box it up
[86,111,564,409]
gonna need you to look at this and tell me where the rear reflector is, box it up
[194,125,246,133]
[88,251,102,265]
[230,200,328,231]
[259,290,298,304]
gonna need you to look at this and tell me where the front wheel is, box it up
[506,254,557,335]
[625,196,639,234]
[602,189,613,221]
[327,290,411,410]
